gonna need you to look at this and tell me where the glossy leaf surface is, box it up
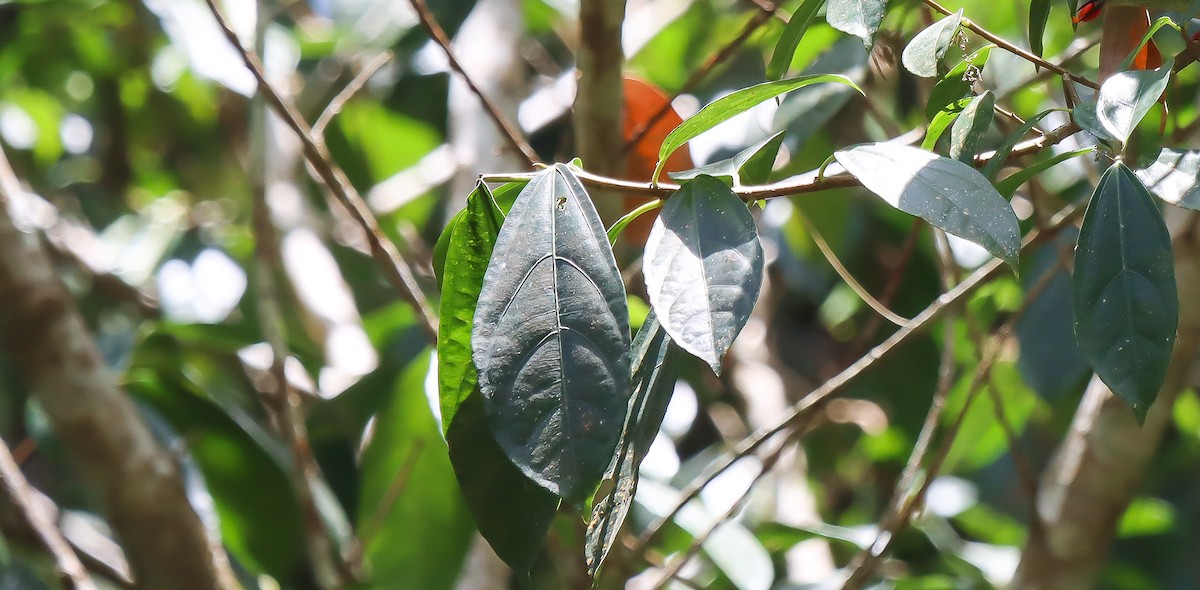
[473,164,632,503]
[835,143,1020,268]
[1074,163,1178,421]
[1136,148,1200,210]
[902,10,963,77]
[1096,60,1172,144]
[447,392,559,578]
[827,0,887,49]
[644,175,763,373]
[670,131,786,186]
[949,91,994,161]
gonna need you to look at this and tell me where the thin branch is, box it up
[312,52,394,140]
[0,435,97,590]
[839,258,1064,589]
[486,122,1083,199]
[406,0,539,167]
[203,0,439,342]
[797,208,909,326]
[921,0,1100,90]
[631,201,1085,555]
[248,40,353,587]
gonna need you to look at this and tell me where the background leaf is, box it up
[826,0,888,49]
[835,143,1021,268]
[902,10,963,78]
[644,175,764,373]
[767,0,826,81]
[653,75,860,182]
[1073,163,1178,420]
[472,164,632,504]
[1029,0,1053,58]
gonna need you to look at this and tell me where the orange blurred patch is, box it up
[621,76,693,245]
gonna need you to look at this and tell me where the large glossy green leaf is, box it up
[949,91,994,161]
[586,313,678,577]
[1073,163,1178,421]
[644,175,764,373]
[902,10,963,78]
[1096,60,1172,145]
[669,131,786,186]
[358,352,474,589]
[1136,148,1200,210]
[767,0,826,80]
[472,164,632,504]
[438,183,503,434]
[652,75,861,182]
[447,392,559,578]
[826,0,887,49]
[835,144,1020,268]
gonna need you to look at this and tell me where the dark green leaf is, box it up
[653,75,861,182]
[980,109,1059,180]
[767,0,826,81]
[826,0,887,49]
[669,131,786,186]
[586,313,677,577]
[902,10,963,78]
[438,183,503,434]
[473,164,632,504]
[644,175,764,373]
[1096,60,1172,144]
[1029,0,1052,58]
[926,46,991,120]
[835,143,1020,268]
[448,392,559,578]
[949,91,995,161]
[1074,163,1178,421]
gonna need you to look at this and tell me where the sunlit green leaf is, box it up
[1136,148,1200,210]
[473,164,632,504]
[949,91,994,161]
[767,0,826,80]
[1096,60,1172,145]
[835,143,1021,268]
[670,131,786,186]
[653,75,861,182]
[438,183,503,434]
[926,46,992,120]
[1073,163,1178,420]
[827,0,887,49]
[980,109,1059,180]
[644,175,764,373]
[996,148,1094,198]
[902,10,963,78]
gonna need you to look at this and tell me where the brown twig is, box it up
[203,0,439,342]
[487,122,1082,199]
[0,435,97,590]
[312,52,394,140]
[921,0,1099,90]
[406,0,540,167]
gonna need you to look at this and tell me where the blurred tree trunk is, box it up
[0,155,240,590]
[1012,212,1200,589]
[575,0,627,223]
